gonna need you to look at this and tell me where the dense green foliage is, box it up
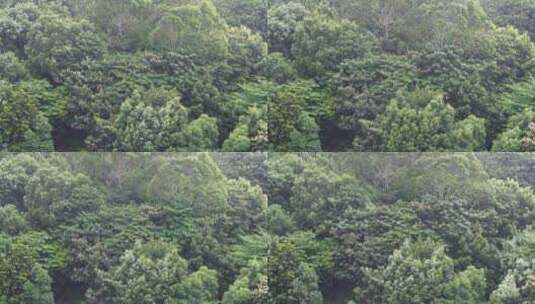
[2,0,535,151]
[0,152,534,303]
[267,153,535,303]
[0,153,269,303]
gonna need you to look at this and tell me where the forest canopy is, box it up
[2,0,535,151]
[0,152,534,303]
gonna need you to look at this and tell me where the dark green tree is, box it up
[379,89,487,151]
[355,239,487,304]
[93,240,219,303]
[493,108,535,151]
[291,12,377,80]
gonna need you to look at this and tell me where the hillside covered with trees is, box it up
[0,152,534,303]
[2,0,535,151]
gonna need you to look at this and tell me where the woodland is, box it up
[2,0,535,151]
[2,0,535,303]
[0,152,534,303]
